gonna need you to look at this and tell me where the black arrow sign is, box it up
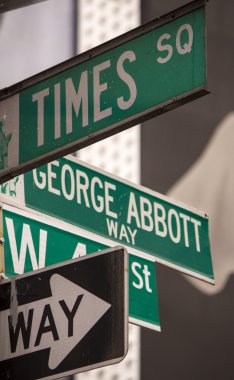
[0,246,128,380]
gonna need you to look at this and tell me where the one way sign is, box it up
[0,246,128,380]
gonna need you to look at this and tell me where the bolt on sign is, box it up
[0,0,208,184]
[0,202,160,332]
[0,155,214,284]
[0,247,128,380]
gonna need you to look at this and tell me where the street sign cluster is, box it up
[0,1,214,379]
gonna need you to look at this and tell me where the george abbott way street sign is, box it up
[0,201,160,332]
[1,155,214,283]
[0,155,214,284]
[0,0,208,184]
[0,246,128,380]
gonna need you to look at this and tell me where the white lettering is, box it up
[48,161,61,196]
[191,217,201,252]
[33,169,46,190]
[91,177,104,213]
[132,262,144,290]
[5,218,47,274]
[54,83,61,139]
[143,265,153,293]
[61,164,75,201]
[180,212,190,248]
[106,218,118,239]
[127,192,141,228]
[157,33,173,64]
[117,50,137,110]
[119,224,130,243]
[127,226,137,245]
[76,169,90,208]
[93,61,112,122]
[65,72,88,134]
[154,202,167,237]
[168,209,181,244]
[131,262,153,293]
[105,182,117,219]
[72,243,87,258]
[176,23,193,54]
[32,88,49,146]
[140,196,153,232]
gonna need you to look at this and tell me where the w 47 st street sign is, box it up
[0,247,128,380]
[0,202,160,331]
[0,0,207,183]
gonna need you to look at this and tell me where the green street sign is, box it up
[0,0,208,183]
[0,155,214,283]
[0,202,160,331]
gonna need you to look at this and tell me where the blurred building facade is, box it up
[141,1,234,379]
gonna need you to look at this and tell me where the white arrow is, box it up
[0,274,111,369]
